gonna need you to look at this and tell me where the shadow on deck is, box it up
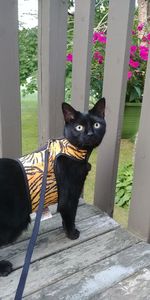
[0,202,150,299]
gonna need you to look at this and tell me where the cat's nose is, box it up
[87,130,93,136]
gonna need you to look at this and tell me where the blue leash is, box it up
[14,148,49,300]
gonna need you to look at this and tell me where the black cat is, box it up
[0,98,106,276]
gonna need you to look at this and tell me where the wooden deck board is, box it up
[0,204,150,300]
[99,267,150,300]
[0,213,118,271]
[23,242,150,300]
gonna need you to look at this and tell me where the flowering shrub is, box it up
[66,19,150,103]
[90,31,106,103]
[126,22,150,103]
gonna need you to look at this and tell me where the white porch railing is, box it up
[0,0,21,158]
[0,0,150,242]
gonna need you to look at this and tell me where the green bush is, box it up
[19,27,38,95]
[115,163,133,207]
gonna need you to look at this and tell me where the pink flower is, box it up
[97,32,107,44]
[127,71,132,79]
[146,33,150,41]
[137,23,144,31]
[139,45,149,52]
[98,55,104,64]
[132,30,136,35]
[139,46,149,61]
[129,58,140,68]
[93,51,104,63]
[66,53,73,62]
[93,31,107,44]
[93,51,101,59]
[93,32,99,43]
[130,45,137,56]
[142,35,147,42]
[140,51,148,61]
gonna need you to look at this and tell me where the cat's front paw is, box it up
[0,260,13,276]
[67,228,80,240]
[62,221,80,240]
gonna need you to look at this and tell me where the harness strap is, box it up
[14,148,49,300]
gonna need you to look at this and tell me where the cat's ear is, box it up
[89,97,105,118]
[62,103,77,123]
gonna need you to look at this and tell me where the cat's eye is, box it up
[75,125,84,132]
[94,122,101,129]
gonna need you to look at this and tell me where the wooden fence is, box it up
[0,0,150,242]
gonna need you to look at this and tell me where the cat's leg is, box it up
[59,191,80,240]
[59,198,80,239]
[56,156,88,240]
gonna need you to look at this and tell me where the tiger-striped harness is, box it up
[19,138,88,212]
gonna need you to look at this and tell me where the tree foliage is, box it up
[19,27,38,95]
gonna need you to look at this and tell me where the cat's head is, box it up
[62,98,106,150]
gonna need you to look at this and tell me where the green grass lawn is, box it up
[21,93,38,154]
[21,95,134,228]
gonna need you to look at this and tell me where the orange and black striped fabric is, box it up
[19,138,87,212]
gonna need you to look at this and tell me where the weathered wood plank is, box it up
[94,0,135,215]
[0,0,21,158]
[15,204,102,243]
[38,0,68,145]
[128,49,150,242]
[99,267,150,299]
[0,214,119,271]
[0,228,138,299]
[71,0,95,111]
[23,242,150,300]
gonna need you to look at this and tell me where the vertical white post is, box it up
[0,0,21,158]
[71,0,95,111]
[94,0,135,215]
[128,51,150,242]
[38,0,68,146]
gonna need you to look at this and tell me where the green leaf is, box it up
[134,86,142,98]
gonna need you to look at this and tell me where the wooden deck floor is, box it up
[0,202,150,299]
